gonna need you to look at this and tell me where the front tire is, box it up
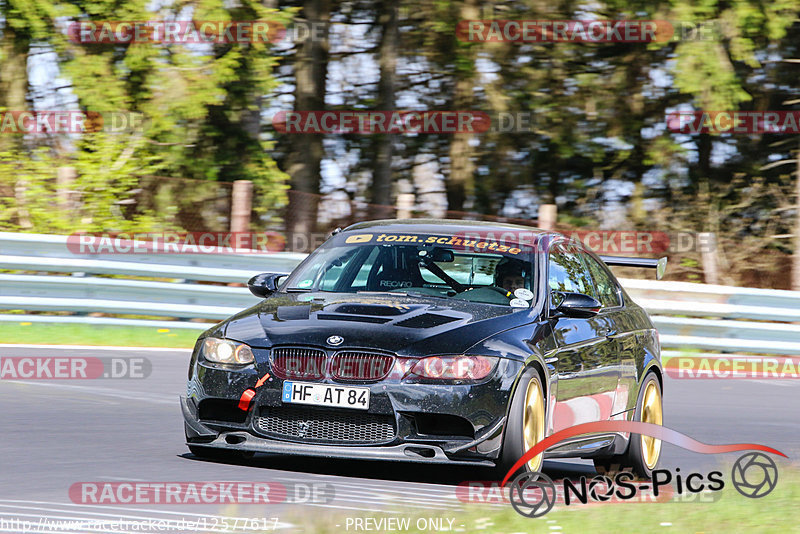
[499,367,547,477]
[594,371,663,479]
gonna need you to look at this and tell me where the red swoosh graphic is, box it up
[501,421,787,487]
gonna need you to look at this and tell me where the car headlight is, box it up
[201,337,254,365]
[409,355,498,381]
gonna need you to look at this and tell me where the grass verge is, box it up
[0,321,202,348]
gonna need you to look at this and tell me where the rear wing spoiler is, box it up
[599,256,667,280]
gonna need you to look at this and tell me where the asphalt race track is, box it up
[1,345,798,532]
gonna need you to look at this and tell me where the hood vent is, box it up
[395,313,459,329]
[276,305,311,320]
[332,304,407,316]
[317,313,390,324]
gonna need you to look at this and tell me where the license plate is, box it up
[281,381,370,410]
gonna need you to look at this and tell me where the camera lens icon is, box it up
[509,472,557,518]
[731,452,778,498]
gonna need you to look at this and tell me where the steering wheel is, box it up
[458,285,513,299]
[489,286,514,299]
[484,286,514,299]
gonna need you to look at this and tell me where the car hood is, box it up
[221,292,529,356]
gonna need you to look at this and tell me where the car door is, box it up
[547,241,621,433]
[582,251,636,423]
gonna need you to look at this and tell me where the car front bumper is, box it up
[183,396,499,466]
[183,353,522,466]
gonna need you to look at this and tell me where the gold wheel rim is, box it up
[640,380,663,470]
[523,378,545,471]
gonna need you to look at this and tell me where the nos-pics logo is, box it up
[502,421,784,518]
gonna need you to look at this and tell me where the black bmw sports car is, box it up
[182,219,665,477]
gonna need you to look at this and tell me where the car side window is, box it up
[584,254,622,308]
[548,243,596,297]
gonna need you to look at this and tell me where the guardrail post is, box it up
[699,232,719,285]
[538,204,557,230]
[230,180,253,233]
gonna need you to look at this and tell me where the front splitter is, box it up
[191,431,495,467]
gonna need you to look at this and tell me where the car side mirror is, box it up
[552,291,601,318]
[248,273,286,298]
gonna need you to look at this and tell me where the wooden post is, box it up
[793,150,800,290]
[14,179,31,228]
[396,193,415,219]
[230,180,253,233]
[538,204,557,230]
[57,166,76,212]
[699,232,719,285]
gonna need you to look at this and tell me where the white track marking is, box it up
[0,344,189,353]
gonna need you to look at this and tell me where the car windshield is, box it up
[282,232,535,306]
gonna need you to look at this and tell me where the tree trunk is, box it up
[0,25,31,227]
[445,0,478,213]
[0,26,28,121]
[285,0,330,244]
[792,148,800,291]
[446,76,474,213]
[371,1,398,208]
